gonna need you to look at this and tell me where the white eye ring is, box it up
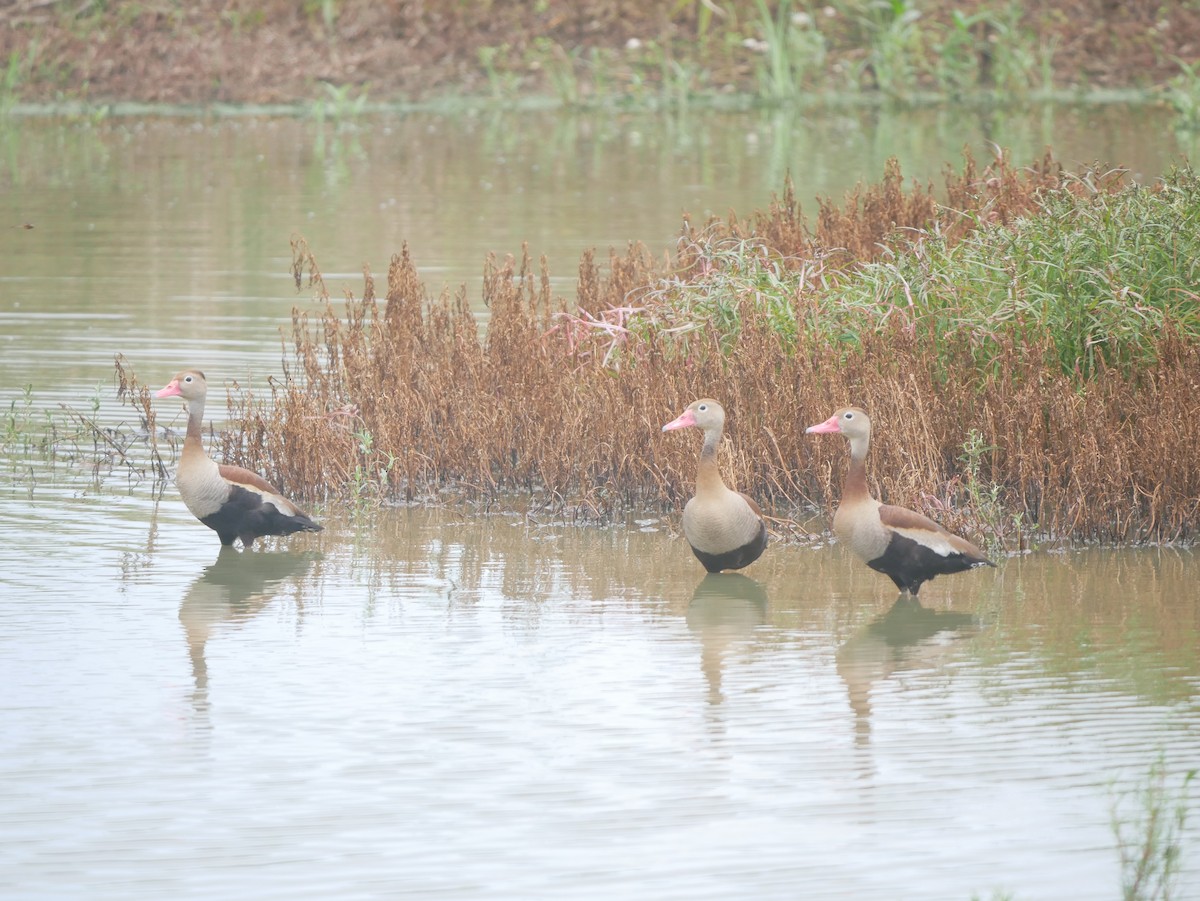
[698,404,707,412]
[844,412,854,420]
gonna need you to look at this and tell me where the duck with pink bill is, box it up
[154,370,323,548]
[662,399,768,573]
[807,406,994,595]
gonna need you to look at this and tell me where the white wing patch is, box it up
[225,478,299,517]
[266,495,299,517]
[891,526,960,557]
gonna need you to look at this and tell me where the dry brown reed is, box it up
[227,254,1198,547]
[715,148,1116,270]
[114,358,170,481]
[120,155,1200,548]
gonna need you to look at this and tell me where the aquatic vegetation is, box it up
[2,384,38,451]
[951,427,1023,555]
[308,81,370,122]
[631,232,810,355]
[609,150,1091,353]
[658,154,1200,383]
[478,45,522,101]
[3,1,1190,110]
[0,44,36,115]
[527,37,582,106]
[1165,57,1200,132]
[109,155,1200,549]
[844,0,924,99]
[817,167,1200,377]
[751,0,803,101]
[739,0,1045,105]
[1111,759,1195,901]
[2,379,165,486]
[934,3,1044,100]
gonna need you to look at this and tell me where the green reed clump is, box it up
[620,151,1076,356]
[751,0,804,101]
[1166,57,1200,132]
[635,153,1142,376]
[0,48,30,115]
[308,81,370,123]
[845,0,923,99]
[738,0,1050,105]
[626,233,811,356]
[818,166,1200,377]
[665,155,1183,382]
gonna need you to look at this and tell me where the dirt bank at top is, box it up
[2,0,1198,106]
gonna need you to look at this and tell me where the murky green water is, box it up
[2,106,1199,899]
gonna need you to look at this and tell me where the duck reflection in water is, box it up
[837,596,980,749]
[180,545,319,719]
[685,573,768,706]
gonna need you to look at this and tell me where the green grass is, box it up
[629,167,1200,381]
[752,0,802,100]
[935,3,1042,99]
[290,0,1156,111]
[527,37,582,106]
[478,45,522,100]
[2,385,40,452]
[0,44,36,115]
[2,381,167,484]
[824,170,1200,377]
[1111,758,1195,901]
[621,233,807,356]
[308,81,370,123]
[1166,57,1200,132]
[846,0,923,98]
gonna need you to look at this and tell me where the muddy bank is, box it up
[2,1,1196,106]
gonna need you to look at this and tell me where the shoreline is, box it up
[2,87,1167,120]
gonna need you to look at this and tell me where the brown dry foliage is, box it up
[715,149,1112,269]
[122,155,1200,548]
[226,259,1199,547]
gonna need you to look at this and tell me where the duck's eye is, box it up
[844,412,854,420]
[698,404,707,412]
[184,375,193,383]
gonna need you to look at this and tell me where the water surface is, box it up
[2,501,1198,900]
[1,105,1198,899]
[0,102,1188,409]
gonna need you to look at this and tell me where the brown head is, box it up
[662,398,727,436]
[155,370,208,403]
[806,406,872,460]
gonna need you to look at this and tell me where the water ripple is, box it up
[2,504,1199,900]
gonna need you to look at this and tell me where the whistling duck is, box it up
[662,399,768,573]
[807,407,994,595]
[154,370,322,548]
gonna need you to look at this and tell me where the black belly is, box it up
[201,485,320,547]
[868,532,983,594]
[691,521,768,573]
